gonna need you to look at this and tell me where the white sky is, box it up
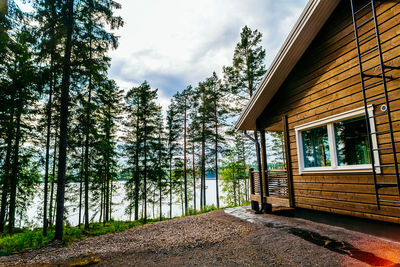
[107,0,308,111]
[17,0,308,111]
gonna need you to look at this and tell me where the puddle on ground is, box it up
[225,207,400,266]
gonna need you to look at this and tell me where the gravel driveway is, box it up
[1,207,399,266]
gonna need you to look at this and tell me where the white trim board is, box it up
[295,106,380,175]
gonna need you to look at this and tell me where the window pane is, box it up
[302,125,331,167]
[334,116,370,166]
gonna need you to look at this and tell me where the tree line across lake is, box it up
[0,0,281,240]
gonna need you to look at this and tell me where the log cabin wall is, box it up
[257,0,400,223]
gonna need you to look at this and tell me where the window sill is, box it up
[299,165,377,174]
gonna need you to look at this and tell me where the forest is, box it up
[0,0,284,241]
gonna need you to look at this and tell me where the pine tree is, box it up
[6,27,40,233]
[152,115,168,220]
[223,25,266,209]
[54,0,74,241]
[223,25,266,103]
[0,0,23,234]
[73,0,122,230]
[96,79,122,223]
[124,81,161,221]
[187,121,198,210]
[34,0,65,236]
[173,86,193,214]
[165,100,180,218]
[207,72,230,208]
[192,77,214,209]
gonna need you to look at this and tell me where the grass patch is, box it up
[186,204,219,216]
[0,205,231,256]
[0,219,160,256]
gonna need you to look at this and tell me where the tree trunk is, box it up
[152,190,155,219]
[78,145,83,228]
[143,121,147,222]
[43,18,57,235]
[134,155,139,221]
[8,90,22,233]
[49,127,57,230]
[52,198,57,226]
[84,6,94,229]
[159,175,162,221]
[201,115,206,209]
[180,183,184,216]
[43,81,54,236]
[158,129,162,221]
[214,109,219,208]
[105,173,110,222]
[99,182,103,223]
[105,110,111,222]
[169,156,172,219]
[0,105,14,233]
[233,166,236,206]
[109,179,113,220]
[238,173,241,206]
[192,142,196,210]
[183,99,188,215]
[84,70,92,230]
[134,114,140,221]
[54,0,74,240]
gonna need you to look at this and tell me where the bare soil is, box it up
[1,207,400,266]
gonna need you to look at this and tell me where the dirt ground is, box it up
[1,207,400,266]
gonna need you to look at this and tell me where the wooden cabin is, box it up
[236,0,400,223]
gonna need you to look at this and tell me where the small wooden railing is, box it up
[249,168,289,199]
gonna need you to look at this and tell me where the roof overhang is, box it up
[235,0,341,130]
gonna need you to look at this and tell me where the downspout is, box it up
[243,130,266,213]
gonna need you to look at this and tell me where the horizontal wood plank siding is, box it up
[258,0,400,223]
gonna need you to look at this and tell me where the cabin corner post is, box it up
[260,129,272,213]
[283,115,295,208]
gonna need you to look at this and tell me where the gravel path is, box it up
[1,207,400,266]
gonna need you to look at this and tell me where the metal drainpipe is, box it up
[244,130,265,213]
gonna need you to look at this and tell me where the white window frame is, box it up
[295,106,380,174]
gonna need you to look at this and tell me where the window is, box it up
[302,125,331,168]
[295,106,379,174]
[334,116,370,166]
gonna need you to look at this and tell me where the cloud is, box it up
[108,0,308,111]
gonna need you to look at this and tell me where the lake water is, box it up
[25,179,228,227]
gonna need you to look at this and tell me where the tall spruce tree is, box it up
[73,0,122,230]
[165,100,180,218]
[173,86,193,214]
[207,72,229,208]
[54,0,74,241]
[96,79,122,223]
[223,25,266,103]
[34,0,64,236]
[6,27,39,233]
[223,26,266,209]
[152,114,168,220]
[192,77,214,209]
[124,81,161,221]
